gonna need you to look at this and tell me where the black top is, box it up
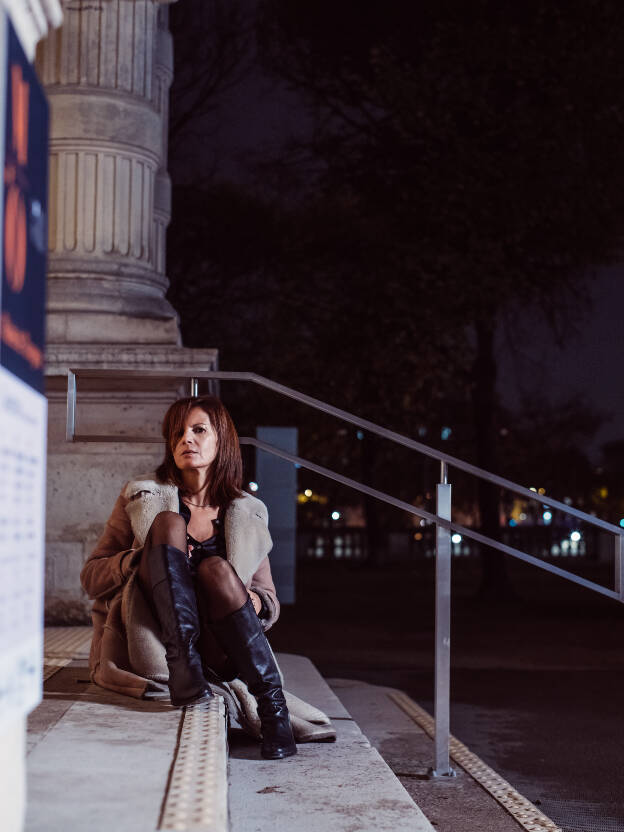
[178,496,227,571]
[178,496,269,619]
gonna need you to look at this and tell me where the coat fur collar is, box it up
[123,475,272,585]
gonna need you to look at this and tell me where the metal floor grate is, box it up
[539,800,624,832]
[43,626,92,681]
[44,626,92,658]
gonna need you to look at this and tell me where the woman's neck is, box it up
[180,470,212,506]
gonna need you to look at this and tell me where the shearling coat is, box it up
[80,475,280,699]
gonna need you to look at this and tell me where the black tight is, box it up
[138,510,248,621]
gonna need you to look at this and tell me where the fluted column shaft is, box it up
[36,0,179,341]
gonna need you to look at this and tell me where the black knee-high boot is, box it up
[212,597,297,759]
[149,543,213,707]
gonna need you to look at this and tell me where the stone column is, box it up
[38,0,180,343]
[37,1,218,622]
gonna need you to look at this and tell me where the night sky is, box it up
[498,269,624,462]
[170,3,624,465]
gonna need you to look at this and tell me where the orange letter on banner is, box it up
[11,64,29,166]
[4,184,27,292]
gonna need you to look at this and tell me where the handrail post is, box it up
[616,534,624,602]
[66,369,77,441]
[190,377,199,397]
[431,461,455,777]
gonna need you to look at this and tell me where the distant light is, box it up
[538,487,546,496]
[519,512,527,521]
[419,519,426,527]
[248,481,259,492]
[509,519,517,527]
[304,489,312,498]
[543,511,553,524]
[331,511,340,521]
[529,487,537,493]
[414,532,423,541]
[620,519,624,528]
[356,430,364,440]
[570,531,582,542]
[418,427,427,438]
[451,533,462,544]
[294,463,301,469]
[599,487,609,499]
[441,427,452,441]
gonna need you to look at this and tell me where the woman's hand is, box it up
[248,590,262,615]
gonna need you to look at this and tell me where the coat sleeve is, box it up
[80,488,139,601]
[249,555,280,631]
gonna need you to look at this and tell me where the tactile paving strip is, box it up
[43,626,93,681]
[389,690,562,832]
[159,696,228,832]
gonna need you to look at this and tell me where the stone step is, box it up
[229,654,434,832]
[28,628,434,832]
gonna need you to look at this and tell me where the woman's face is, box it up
[172,407,218,474]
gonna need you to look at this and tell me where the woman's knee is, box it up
[148,510,185,538]
[197,557,241,592]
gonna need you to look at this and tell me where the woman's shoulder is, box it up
[229,492,269,522]
[122,473,177,500]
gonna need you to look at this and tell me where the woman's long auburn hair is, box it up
[155,395,243,508]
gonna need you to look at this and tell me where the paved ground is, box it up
[27,647,436,832]
[28,554,620,831]
[269,557,624,832]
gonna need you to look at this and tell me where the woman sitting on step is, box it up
[80,395,297,760]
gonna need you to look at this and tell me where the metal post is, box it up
[616,534,624,602]
[190,377,198,397]
[431,461,455,777]
[66,370,76,441]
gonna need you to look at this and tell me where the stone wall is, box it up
[38,1,220,622]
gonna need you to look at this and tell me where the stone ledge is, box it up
[45,342,219,374]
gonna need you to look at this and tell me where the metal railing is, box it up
[66,367,624,777]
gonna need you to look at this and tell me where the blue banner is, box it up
[1,18,48,393]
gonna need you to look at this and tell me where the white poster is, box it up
[0,366,46,731]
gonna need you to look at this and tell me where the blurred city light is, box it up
[620,519,624,528]
[304,489,312,497]
[451,533,462,544]
[331,511,340,520]
[441,427,452,440]
[570,531,581,542]
[249,481,259,492]
[543,511,553,524]
[356,430,364,440]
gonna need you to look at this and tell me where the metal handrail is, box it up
[241,437,622,602]
[66,366,624,777]
[66,367,622,534]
